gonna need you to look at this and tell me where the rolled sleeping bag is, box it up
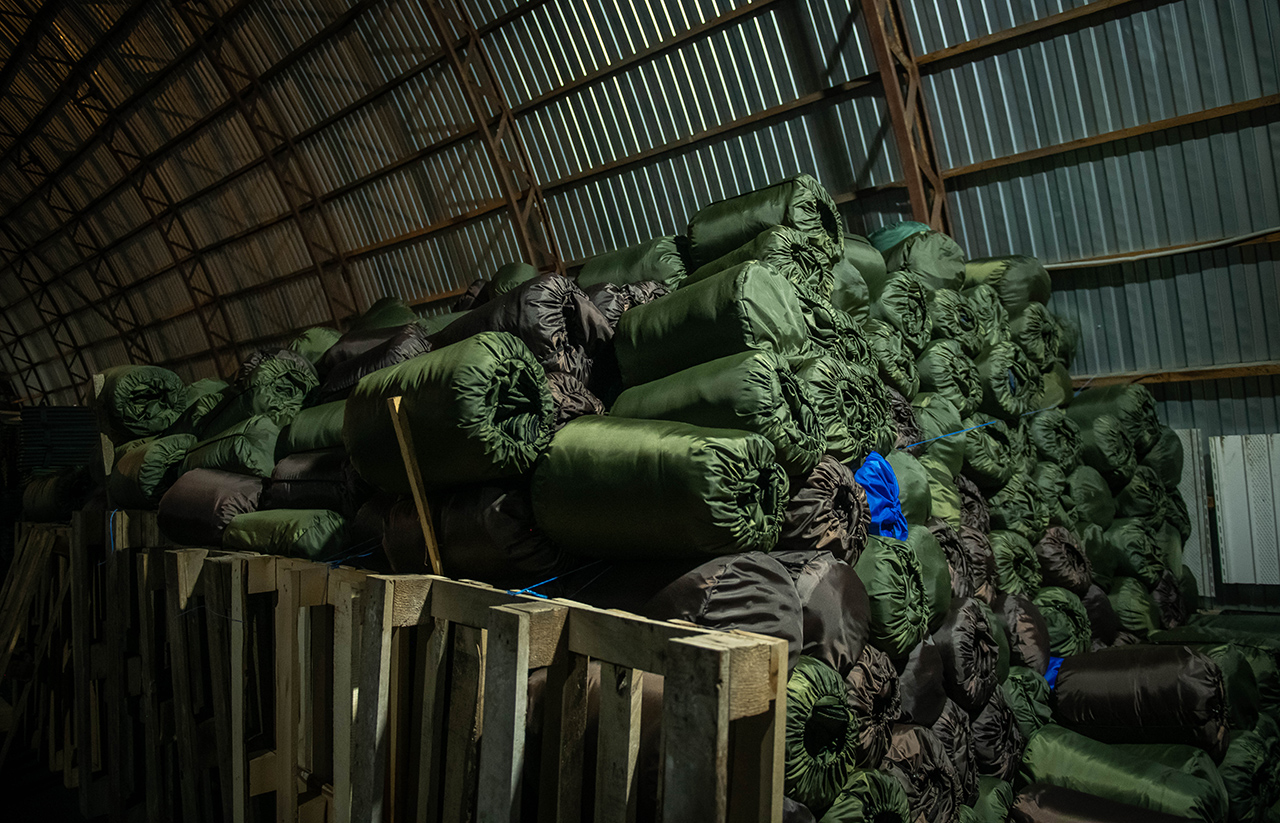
[416,310,469,335]
[685,225,833,296]
[108,434,196,509]
[882,724,963,823]
[1007,420,1037,477]
[908,525,954,633]
[925,288,981,358]
[887,388,924,456]
[777,456,872,564]
[991,530,1043,597]
[222,509,348,561]
[157,468,264,546]
[289,326,341,364]
[854,535,932,660]
[1010,783,1202,823]
[1080,584,1122,646]
[181,414,280,478]
[916,339,983,416]
[960,415,1015,491]
[972,686,1027,781]
[1116,465,1169,520]
[932,596,1003,715]
[956,475,990,534]
[797,355,893,463]
[1032,587,1091,658]
[886,451,931,527]
[481,261,538,302]
[869,272,932,354]
[1030,461,1071,529]
[576,234,690,289]
[168,378,231,438]
[97,364,188,442]
[879,228,967,292]
[772,550,872,678]
[913,392,965,477]
[844,645,901,770]
[989,473,1049,544]
[646,552,804,670]
[207,351,319,432]
[686,173,843,267]
[1076,414,1138,491]
[1033,526,1091,596]
[920,458,962,536]
[276,400,346,457]
[817,769,911,823]
[1001,667,1052,740]
[22,469,92,523]
[960,285,1010,352]
[236,346,320,384]
[1151,567,1187,630]
[1036,363,1073,411]
[582,280,671,329]
[611,349,824,475]
[1104,518,1165,588]
[614,260,809,386]
[785,797,817,823]
[992,593,1051,675]
[928,517,973,600]
[1172,644,1259,732]
[1141,425,1185,488]
[1064,464,1116,529]
[1028,409,1082,472]
[1051,645,1229,759]
[344,332,554,493]
[1051,311,1080,369]
[895,639,948,726]
[1167,490,1193,543]
[1018,724,1228,820]
[961,525,999,606]
[1007,303,1061,372]
[1067,384,1162,455]
[930,698,979,806]
[1148,625,1280,717]
[1216,730,1280,822]
[349,296,418,332]
[830,234,881,324]
[315,323,431,403]
[973,777,1015,823]
[1108,576,1163,637]
[533,416,786,559]
[863,318,919,398]
[974,342,1043,422]
[426,274,612,385]
[547,372,605,429]
[318,322,423,374]
[785,656,861,810]
[259,449,367,518]
[963,256,1051,317]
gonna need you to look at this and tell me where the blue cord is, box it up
[506,559,605,599]
[108,508,119,552]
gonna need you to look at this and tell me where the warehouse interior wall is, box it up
[0,0,1276,440]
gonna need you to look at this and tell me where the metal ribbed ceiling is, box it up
[0,0,1276,410]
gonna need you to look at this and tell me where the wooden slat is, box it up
[164,549,209,823]
[594,663,642,823]
[661,635,732,823]
[387,396,444,576]
[275,560,302,823]
[70,514,97,818]
[1073,360,1280,388]
[351,576,394,823]
[726,632,788,822]
[441,625,484,823]
[203,557,237,821]
[476,605,534,823]
[134,550,169,823]
[331,576,362,823]
[414,617,451,823]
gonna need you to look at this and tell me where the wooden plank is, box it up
[726,633,788,823]
[441,625,485,823]
[331,576,362,823]
[164,549,208,823]
[275,560,302,823]
[202,557,237,822]
[351,576,395,823]
[661,635,732,823]
[594,663,642,823]
[134,550,169,823]
[70,513,96,818]
[386,396,443,575]
[104,529,132,821]
[1072,359,1280,388]
[388,626,412,823]
[476,605,534,823]
[249,750,277,796]
[537,629,587,823]
[414,617,451,823]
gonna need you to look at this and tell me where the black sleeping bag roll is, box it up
[956,475,990,534]
[929,518,973,601]
[1033,526,1091,596]
[863,318,919,398]
[1051,645,1229,760]
[426,273,612,385]
[931,596,1003,715]
[960,525,999,606]
[546,372,605,429]
[685,225,833,296]
[854,536,932,660]
[972,687,1027,781]
[1080,584,1122,646]
[686,173,843,268]
[157,468,264,547]
[317,322,417,375]
[778,456,872,564]
[930,698,978,806]
[260,449,368,518]
[582,280,671,328]
[576,234,690,289]
[532,416,787,559]
[772,550,872,678]
[1010,784,1200,823]
[887,388,924,456]
[611,349,824,476]
[785,656,862,811]
[882,724,963,823]
[614,260,810,386]
[844,645,902,770]
[1151,567,1187,630]
[992,593,1051,675]
[895,639,948,726]
[315,323,431,403]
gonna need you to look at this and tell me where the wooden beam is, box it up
[1047,229,1280,271]
[1072,360,1280,388]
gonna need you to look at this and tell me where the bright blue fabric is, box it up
[1045,656,1064,690]
[855,452,908,540]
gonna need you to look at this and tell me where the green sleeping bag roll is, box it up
[1032,587,1091,657]
[1194,645,1261,732]
[916,339,983,416]
[1064,465,1116,530]
[276,400,346,457]
[531,416,786,559]
[1031,462,1071,528]
[831,234,881,324]
[1029,409,1082,472]
[869,273,932,353]
[991,530,1043,597]
[961,285,1011,353]
[350,297,418,331]
[685,225,832,296]
[864,319,919,398]
[610,350,824,476]
[181,415,280,478]
[1077,414,1137,492]
[1008,303,1062,372]
[881,229,967,292]
[912,393,965,477]
[416,311,469,335]
[1066,384,1162,455]
[1216,731,1280,822]
[488,261,538,298]
[1108,743,1230,818]
[793,285,873,368]
[1002,667,1052,740]
[785,656,861,811]
[1109,577,1162,636]
[963,256,1051,317]
[577,234,690,289]
[1116,465,1169,519]
[108,434,197,509]
[98,364,189,441]
[1007,419,1037,477]
[1053,311,1080,369]
[1142,425,1185,489]
[819,769,912,823]
[1036,362,1074,410]
[1020,725,1229,821]
[1105,518,1165,588]
[344,332,554,493]
[222,509,348,561]
[961,414,1015,491]
[920,454,962,531]
[855,535,932,659]
[796,355,892,463]
[614,261,809,387]
[687,173,843,267]
[1167,489,1193,542]
[926,288,982,358]
[209,356,319,432]
[908,525,954,633]
[974,342,1043,422]
[887,451,932,526]
[972,777,1015,823]
[289,327,341,364]
[990,472,1049,544]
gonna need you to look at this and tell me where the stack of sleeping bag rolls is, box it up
[81,175,1265,823]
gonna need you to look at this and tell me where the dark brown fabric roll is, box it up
[929,517,973,600]
[772,550,872,677]
[1011,783,1199,823]
[930,698,978,806]
[844,645,902,769]
[992,593,1051,675]
[888,388,925,456]
[1033,526,1092,597]
[961,525,999,605]
[883,724,962,823]
[778,456,872,564]
[895,640,948,727]
[547,372,605,429]
[956,474,990,534]
[157,468,264,547]
[932,596,1002,715]
[1151,568,1187,630]
[1079,584,1122,646]
[972,687,1027,781]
